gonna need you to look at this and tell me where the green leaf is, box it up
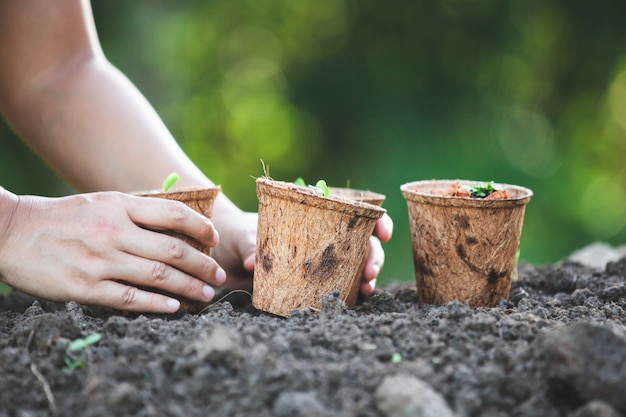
[84,333,102,346]
[468,181,496,198]
[68,333,102,352]
[294,177,330,197]
[162,172,180,192]
[315,179,331,197]
[68,338,87,352]
[64,357,86,370]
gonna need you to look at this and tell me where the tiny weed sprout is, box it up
[64,333,102,371]
[390,352,402,363]
[68,333,102,352]
[293,177,331,197]
[162,172,180,192]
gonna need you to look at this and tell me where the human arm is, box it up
[0,185,227,312]
[0,0,253,311]
[0,0,390,309]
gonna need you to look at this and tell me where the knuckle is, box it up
[185,278,198,297]
[167,238,186,260]
[168,201,189,223]
[91,190,125,205]
[198,257,215,278]
[121,285,138,306]
[198,220,214,240]
[150,261,169,282]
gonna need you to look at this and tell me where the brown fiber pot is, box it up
[328,187,386,300]
[134,185,221,312]
[400,180,532,308]
[253,178,386,317]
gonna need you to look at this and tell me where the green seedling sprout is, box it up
[462,181,497,198]
[64,333,102,371]
[162,172,180,193]
[294,177,331,197]
[315,180,331,197]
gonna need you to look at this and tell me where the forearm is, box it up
[0,0,241,227]
[3,55,241,221]
[4,58,198,191]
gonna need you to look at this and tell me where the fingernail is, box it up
[166,298,180,312]
[215,268,226,285]
[212,229,220,245]
[202,285,215,300]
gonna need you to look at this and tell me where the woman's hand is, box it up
[210,210,257,291]
[0,189,225,313]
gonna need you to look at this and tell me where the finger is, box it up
[360,278,377,297]
[244,253,255,272]
[373,213,394,243]
[126,196,219,248]
[88,280,183,313]
[120,228,226,285]
[111,252,222,302]
[364,236,385,282]
[109,251,224,303]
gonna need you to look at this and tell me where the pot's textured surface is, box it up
[253,178,386,317]
[401,179,533,308]
[328,187,386,207]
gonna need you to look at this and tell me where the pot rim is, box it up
[400,179,532,208]
[257,178,386,219]
[132,185,221,201]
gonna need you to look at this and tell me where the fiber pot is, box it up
[400,179,532,308]
[253,178,386,317]
[134,185,221,312]
[329,186,386,300]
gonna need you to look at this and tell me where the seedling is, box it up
[462,181,497,198]
[162,172,180,193]
[64,333,101,371]
[0,282,12,296]
[294,177,331,197]
[390,352,403,363]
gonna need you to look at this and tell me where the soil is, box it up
[2,244,626,417]
[431,181,511,199]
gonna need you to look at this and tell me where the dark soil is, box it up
[2,248,626,417]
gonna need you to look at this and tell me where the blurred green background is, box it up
[2,0,626,286]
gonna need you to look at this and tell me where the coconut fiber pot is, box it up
[328,186,386,301]
[253,178,386,317]
[401,180,532,308]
